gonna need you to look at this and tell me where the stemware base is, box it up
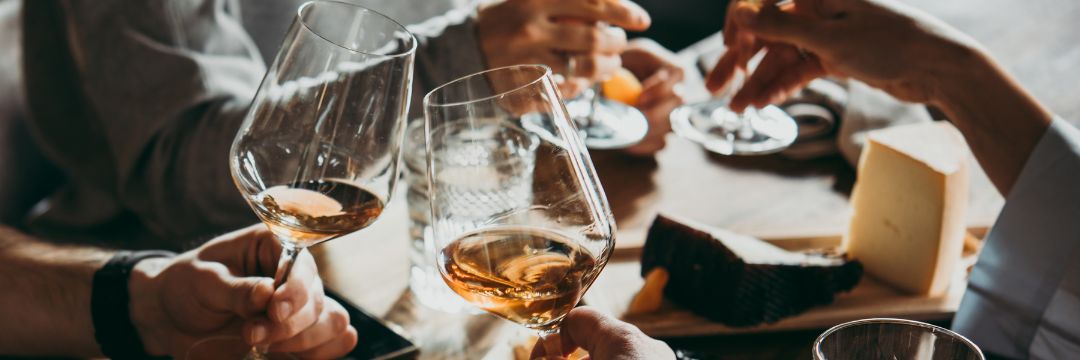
[186,336,298,360]
[671,99,798,155]
[565,97,649,150]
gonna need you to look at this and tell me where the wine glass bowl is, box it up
[230,0,416,248]
[814,318,985,360]
[424,65,616,352]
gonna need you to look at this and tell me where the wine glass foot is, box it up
[186,336,297,360]
[671,99,798,155]
[565,98,649,150]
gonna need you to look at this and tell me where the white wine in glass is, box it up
[227,1,416,358]
[425,65,616,358]
[253,179,384,246]
[441,226,597,330]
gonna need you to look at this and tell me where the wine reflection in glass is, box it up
[228,1,415,358]
[424,65,616,359]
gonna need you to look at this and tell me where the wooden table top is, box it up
[315,1,1078,358]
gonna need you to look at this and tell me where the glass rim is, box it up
[424,64,553,108]
[812,318,984,360]
[296,0,417,58]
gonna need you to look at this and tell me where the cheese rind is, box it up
[641,215,862,327]
[845,122,969,295]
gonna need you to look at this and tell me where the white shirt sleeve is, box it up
[953,117,1080,359]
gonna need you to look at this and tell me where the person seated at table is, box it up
[4,0,682,251]
[0,224,355,359]
[532,0,1080,358]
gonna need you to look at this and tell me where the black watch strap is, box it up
[91,250,175,359]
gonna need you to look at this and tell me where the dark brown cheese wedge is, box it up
[640,215,863,327]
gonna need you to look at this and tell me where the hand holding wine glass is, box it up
[706,0,983,109]
[619,39,686,156]
[425,65,616,358]
[529,307,675,360]
[129,225,357,359]
[475,0,651,97]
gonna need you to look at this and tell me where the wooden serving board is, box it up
[584,231,983,338]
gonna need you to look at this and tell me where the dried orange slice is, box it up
[602,68,643,106]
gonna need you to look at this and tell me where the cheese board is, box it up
[584,228,985,338]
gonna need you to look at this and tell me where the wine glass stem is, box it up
[736,108,755,140]
[246,243,303,359]
[586,83,602,128]
[538,328,566,360]
[273,243,303,287]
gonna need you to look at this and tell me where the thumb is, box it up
[211,274,275,318]
[562,307,643,356]
[733,3,823,49]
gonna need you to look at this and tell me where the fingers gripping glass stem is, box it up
[538,329,566,360]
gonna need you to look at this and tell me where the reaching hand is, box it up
[620,40,685,156]
[476,0,651,97]
[531,307,674,360]
[706,0,982,112]
[129,224,357,359]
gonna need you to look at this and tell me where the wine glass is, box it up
[229,1,415,358]
[814,318,984,360]
[424,65,616,359]
[561,25,649,150]
[670,52,798,155]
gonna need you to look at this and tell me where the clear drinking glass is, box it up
[814,318,985,360]
[403,120,480,313]
[671,53,798,155]
[424,65,616,359]
[229,1,415,358]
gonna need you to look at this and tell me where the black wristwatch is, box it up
[91,250,175,360]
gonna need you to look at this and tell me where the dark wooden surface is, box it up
[317,1,1079,359]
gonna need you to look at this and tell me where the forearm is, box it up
[0,226,111,356]
[933,48,1054,196]
[35,0,264,242]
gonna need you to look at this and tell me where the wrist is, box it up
[922,41,1053,195]
[128,257,172,356]
[927,43,994,117]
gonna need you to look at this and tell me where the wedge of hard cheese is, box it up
[641,215,862,327]
[845,121,969,295]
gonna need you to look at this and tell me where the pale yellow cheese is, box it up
[844,122,969,295]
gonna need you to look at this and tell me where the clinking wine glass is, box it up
[670,50,798,155]
[228,1,415,359]
[424,65,616,359]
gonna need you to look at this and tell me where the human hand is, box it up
[129,224,357,359]
[706,0,983,111]
[620,40,685,156]
[476,0,651,97]
[531,307,674,360]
